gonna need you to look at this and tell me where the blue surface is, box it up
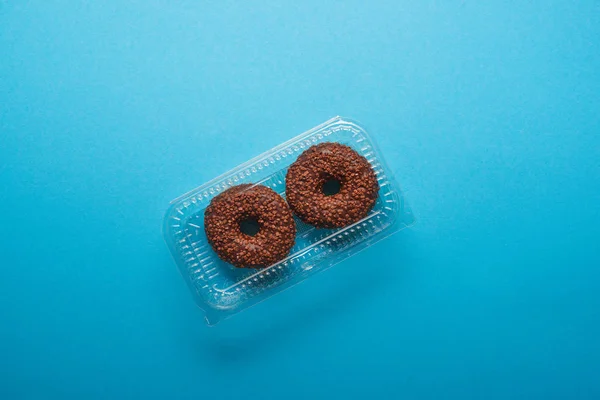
[1,1,599,399]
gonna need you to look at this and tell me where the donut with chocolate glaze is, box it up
[204,184,295,268]
[285,142,379,228]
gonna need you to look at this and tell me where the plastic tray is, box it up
[163,116,414,325]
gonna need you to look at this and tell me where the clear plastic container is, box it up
[163,116,415,325]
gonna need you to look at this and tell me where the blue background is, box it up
[1,1,599,399]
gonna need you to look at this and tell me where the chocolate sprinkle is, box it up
[285,142,379,228]
[204,184,296,268]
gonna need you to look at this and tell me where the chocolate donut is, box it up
[204,184,296,268]
[285,142,379,228]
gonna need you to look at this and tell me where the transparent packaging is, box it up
[163,117,415,325]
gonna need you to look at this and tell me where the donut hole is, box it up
[239,217,261,236]
[321,177,342,196]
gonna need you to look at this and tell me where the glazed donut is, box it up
[285,142,379,228]
[204,184,296,268]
